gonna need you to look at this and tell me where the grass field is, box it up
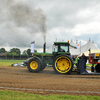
[0,59,25,66]
[0,90,100,100]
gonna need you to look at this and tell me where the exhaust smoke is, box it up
[0,0,46,48]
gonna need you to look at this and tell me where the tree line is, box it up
[0,48,37,56]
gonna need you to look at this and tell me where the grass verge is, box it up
[0,90,100,100]
[0,59,24,66]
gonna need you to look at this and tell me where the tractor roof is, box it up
[54,42,69,45]
[54,42,77,49]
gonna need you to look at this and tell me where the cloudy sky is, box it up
[0,0,100,53]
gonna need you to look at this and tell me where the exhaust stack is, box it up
[43,42,46,53]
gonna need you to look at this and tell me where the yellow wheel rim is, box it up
[30,61,38,70]
[55,56,72,73]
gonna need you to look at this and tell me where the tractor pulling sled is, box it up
[24,41,100,75]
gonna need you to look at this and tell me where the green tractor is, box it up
[25,41,76,74]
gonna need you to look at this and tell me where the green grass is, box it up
[0,90,100,100]
[0,59,24,66]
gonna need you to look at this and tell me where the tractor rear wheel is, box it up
[53,55,73,74]
[27,58,42,72]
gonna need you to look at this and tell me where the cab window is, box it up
[53,45,58,52]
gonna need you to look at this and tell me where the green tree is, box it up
[34,49,37,53]
[11,52,17,56]
[22,50,28,56]
[6,52,11,56]
[0,48,6,53]
[6,52,17,56]
[16,48,21,55]
[27,49,32,56]
[22,49,37,56]
[10,48,21,55]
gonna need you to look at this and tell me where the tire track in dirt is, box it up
[1,87,100,94]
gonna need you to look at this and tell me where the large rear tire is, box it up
[27,57,42,72]
[53,55,73,74]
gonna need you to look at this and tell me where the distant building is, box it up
[0,53,6,56]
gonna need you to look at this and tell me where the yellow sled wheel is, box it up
[53,55,73,74]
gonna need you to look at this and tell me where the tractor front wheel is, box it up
[27,58,42,72]
[53,55,73,74]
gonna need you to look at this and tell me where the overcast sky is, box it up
[0,0,100,53]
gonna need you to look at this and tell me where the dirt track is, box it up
[0,66,100,96]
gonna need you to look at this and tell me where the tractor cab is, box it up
[52,42,70,56]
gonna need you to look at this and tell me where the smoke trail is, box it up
[10,2,46,36]
[0,0,46,47]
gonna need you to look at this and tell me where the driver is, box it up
[60,47,65,52]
